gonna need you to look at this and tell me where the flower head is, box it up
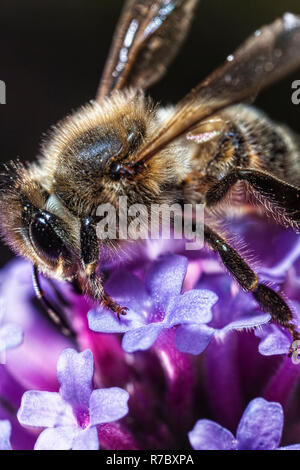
[88,255,218,353]
[0,214,299,450]
[175,272,271,355]
[17,348,129,450]
[188,397,300,450]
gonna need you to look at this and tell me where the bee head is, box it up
[41,90,189,218]
[0,161,80,281]
[41,90,154,215]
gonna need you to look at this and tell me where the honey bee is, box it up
[1,0,300,353]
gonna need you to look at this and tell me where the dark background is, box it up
[0,0,300,265]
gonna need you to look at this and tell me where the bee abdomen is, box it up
[226,105,300,184]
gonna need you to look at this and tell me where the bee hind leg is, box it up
[204,225,299,356]
[205,167,300,230]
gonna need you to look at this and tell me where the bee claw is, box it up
[102,296,128,320]
[116,306,128,320]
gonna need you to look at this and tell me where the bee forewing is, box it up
[134,13,300,166]
[96,0,199,100]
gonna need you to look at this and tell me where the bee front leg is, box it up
[101,294,128,319]
[205,167,300,230]
[80,216,128,319]
[84,271,128,319]
[204,225,300,356]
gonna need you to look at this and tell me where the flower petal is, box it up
[194,272,258,329]
[175,324,215,355]
[88,307,144,334]
[89,388,129,426]
[255,325,290,356]
[105,269,149,311]
[122,323,163,353]
[57,349,93,415]
[17,391,75,428]
[0,323,23,352]
[0,369,36,450]
[34,426,77,450]
[188,419,236,450]
[222,313,271,334]
[260,236,300,282]
[0,420,12,450]
[236,398,283,450]
[72,426,99,450]
[167,289,217,326]
[145,255,188,309]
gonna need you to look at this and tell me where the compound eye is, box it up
[29,212,71,263]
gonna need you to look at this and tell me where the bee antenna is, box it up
[32,265,76,338]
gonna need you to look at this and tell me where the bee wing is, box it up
[134,13,300,166]
[96,0,199,100]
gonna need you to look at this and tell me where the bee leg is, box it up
[80,216,128,319]
[32,265,75,337]
[205,168,300,229]
[102,295,128,319]
[204,225,300,356]
[84,271,128,319]
[81,216,99,270]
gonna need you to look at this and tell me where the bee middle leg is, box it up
[205,167,300,229]
[203,225,299,355]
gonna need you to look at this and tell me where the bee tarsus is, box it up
[102,296,128,320]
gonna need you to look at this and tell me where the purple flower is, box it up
[88,255,218,353]
[230,216,300,357]
[175,273,271,355]
[188,397,300,450]
[17,348,129,450]
[178,221,300,357]
[0,419,12,450]
[0,214,299,450]
[255,322,297,357]
[89,254,270,357]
